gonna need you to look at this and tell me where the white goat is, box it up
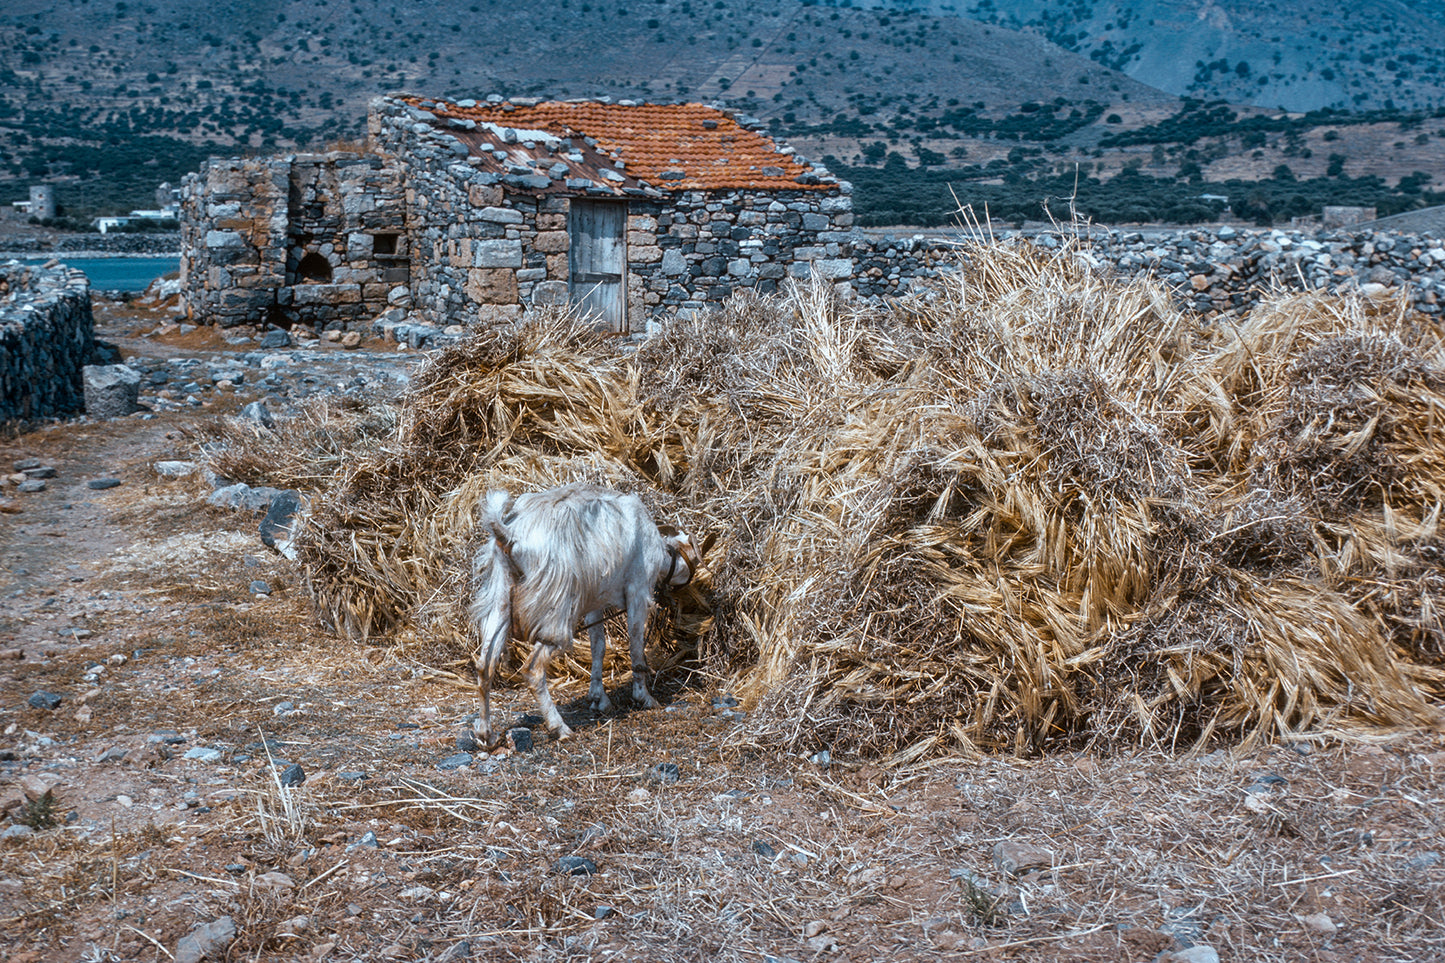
[469,483,707,743]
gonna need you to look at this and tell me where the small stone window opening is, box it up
[297,252,333,283]
[373,233,400,256]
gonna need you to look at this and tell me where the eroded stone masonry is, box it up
[181,95,853,335]
[180,95,1444,339]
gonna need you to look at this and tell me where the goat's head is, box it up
[658,527,716,587]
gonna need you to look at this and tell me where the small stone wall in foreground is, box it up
[0,263,96,422]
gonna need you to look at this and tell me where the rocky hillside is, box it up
[1,0,1442,225]
[871,0,1445,112]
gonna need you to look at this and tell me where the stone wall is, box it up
[180,153,406,330]
[851,226,1445,319]
[0,263,95,422]
[620,188,853,321]
[0,234,180,256]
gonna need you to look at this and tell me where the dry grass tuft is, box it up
[203,237,1445,764]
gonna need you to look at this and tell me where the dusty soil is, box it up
[2,301,1443,962]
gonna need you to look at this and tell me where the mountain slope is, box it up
[0,0,1169,213]
[867,0,1445,112]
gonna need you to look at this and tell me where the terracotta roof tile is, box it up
[405,97,830,193]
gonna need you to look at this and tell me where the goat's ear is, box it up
[698,531,718,559]
[657,524,681,538]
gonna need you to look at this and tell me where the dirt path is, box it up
[2,301,1443,962]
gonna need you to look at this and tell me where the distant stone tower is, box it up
[28,185,56,221]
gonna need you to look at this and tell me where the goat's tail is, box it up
[470,490,515,745]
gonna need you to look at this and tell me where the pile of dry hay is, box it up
[216,239,1445,763]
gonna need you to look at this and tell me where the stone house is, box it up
[180,94,854,333]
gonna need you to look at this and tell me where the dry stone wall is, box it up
[180,153,406,330]
[0,263,95,422]
[853,227,1445,319]
[621,187,853,321]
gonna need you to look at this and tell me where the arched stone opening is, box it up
[297,252,333,282]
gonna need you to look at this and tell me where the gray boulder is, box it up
[83,365,141,419]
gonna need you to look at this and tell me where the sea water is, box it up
[17,257,179,292]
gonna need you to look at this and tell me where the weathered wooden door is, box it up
[568,200,628,331]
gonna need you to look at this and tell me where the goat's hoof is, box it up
[588,693,613,715]
[635,693,662,710]
[551,724,575,741]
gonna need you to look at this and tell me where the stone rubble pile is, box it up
[113,331,418,417]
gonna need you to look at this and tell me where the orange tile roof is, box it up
[405,97,831,193]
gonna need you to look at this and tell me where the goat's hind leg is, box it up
[523,641,575,740]
[585,613,613,715]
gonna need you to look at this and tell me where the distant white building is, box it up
[95,206,180,233]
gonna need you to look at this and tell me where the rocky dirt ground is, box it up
[1,297,1443,962]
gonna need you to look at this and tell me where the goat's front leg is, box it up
[626,592,662,709]
[523,642,574,740]
[585,612,612,714]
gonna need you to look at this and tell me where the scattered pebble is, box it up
[87,477,123,490]
[552,855,597,876]
[648,762,680,784]
[154,460,198,478]
[991,840,1053,876]
[27,691,63,710]
[438,752,473,770]
[254,871,296,893]
[249,580,272,596]
[507,727,534,753]
[279,763,306,786]
[1297,912,1338,935]
[173,915,237,963]
[183,746,224,763]
[349,831,380,850]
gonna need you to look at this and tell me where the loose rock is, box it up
[173,916,237,963]
[991,840,1053,876]
[83,364,141,419]
[27,691,63,710]
[553,855,598,876]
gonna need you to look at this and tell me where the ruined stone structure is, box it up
[28,185,56,222]
[180,154,406,329]
[181,95,852,333]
